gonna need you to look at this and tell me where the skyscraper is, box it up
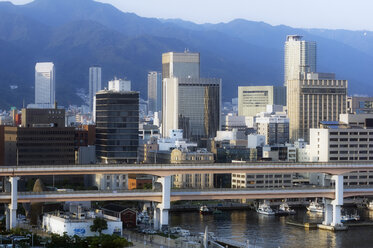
[284,35,316,85]
[163,77,221,140]
[89,67,102,113]
[95,90,139,164]
[35,62,55,107]
[162,52,221,141]
[147,71,162,114]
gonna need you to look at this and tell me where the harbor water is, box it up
[169,208,373,248]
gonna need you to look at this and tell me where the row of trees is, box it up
[47,233,132,248]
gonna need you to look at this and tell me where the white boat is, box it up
[257,202,275,215]
[307,201,324,213]
[200,205,211,214]
[278,203,296,215]
[341,210,360,222]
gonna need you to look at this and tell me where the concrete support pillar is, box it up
[155,176,171,230]
[5,205,10,230]
[9,177,19,229]
[323,203,333,226]
[153,207,160,230]
[331,175,343,226]
[332,204,342,226]
[160,208,169,229]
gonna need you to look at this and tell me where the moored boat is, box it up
[307,201,324,213]
[277,203,296,215]
[200,205,211,214]
[341,210,360,222]
[257,202,275,215]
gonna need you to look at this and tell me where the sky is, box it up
[1,0,373,31]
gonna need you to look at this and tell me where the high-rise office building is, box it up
[287,76,347,142]
[162,51,221,141]
[35,62,55,108]
[162,77,221,140]
[95,90,139,164]
[238,86,286,117]
[89,67,102,113]
[284,35,316,85]
[162,52,200,79]
[147,71,162,114]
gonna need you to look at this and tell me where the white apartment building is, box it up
[308,114,373,186]
[310,125,373,162]
[108,78,131,92]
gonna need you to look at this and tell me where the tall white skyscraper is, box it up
[35,62,55,107]
[89,67,102,113]
[284,35,316,85]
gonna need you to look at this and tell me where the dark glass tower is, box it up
[95,91,139,164]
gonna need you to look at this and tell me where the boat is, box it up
[277,203,296,215]
[257,202,275,215]
[341,210,360,222]
[307,201,324,213]
[199,205,211,214]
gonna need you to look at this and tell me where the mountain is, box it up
[0,0,372,108]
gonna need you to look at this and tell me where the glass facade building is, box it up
[147,71,162,114]
[95,91,139,163]
[35,62,55,107]
[89,67,102,114]
[163,77,221,140]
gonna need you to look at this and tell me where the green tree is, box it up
[90,217,108,235]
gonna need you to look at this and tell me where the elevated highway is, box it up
[0,162,373,177]
[0,186,372,204]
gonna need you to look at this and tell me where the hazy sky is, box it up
[2,0,373,31]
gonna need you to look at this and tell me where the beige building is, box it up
[287,77,347,141]
[232,173,293,189]
[148,148,215,189]
[238,86,286,117]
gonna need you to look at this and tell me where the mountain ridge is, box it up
[0,0,372,108]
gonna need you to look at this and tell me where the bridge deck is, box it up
[0,186,372,203]
[0,162,373,176]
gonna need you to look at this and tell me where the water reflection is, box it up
[170,208,373,248]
